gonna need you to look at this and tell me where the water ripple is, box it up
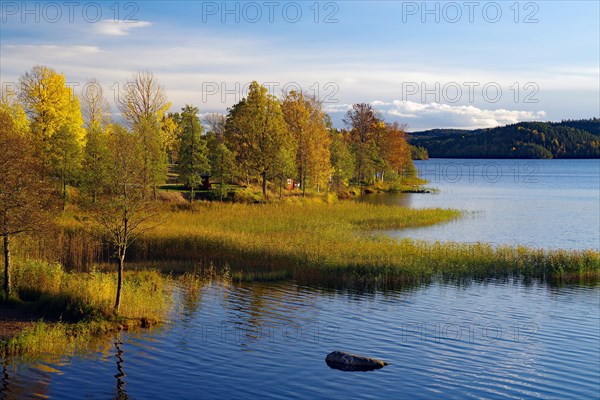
[2,279,599,399]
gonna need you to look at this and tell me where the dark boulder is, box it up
[325,351,388,371]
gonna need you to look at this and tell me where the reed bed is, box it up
[2,320,116,359]
[1,259,173,357]
[8,259,172,322]
[125,201,599,287]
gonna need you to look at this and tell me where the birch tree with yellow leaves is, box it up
[19,65,85,209]
[19,65,85,145]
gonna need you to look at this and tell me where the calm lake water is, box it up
[2,159,599,399]
[3,280,599,399]
[360,159,600,251]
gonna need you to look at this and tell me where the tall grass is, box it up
[7,259,172,322]
[8,199,599,297]
[2,320,115,359]
[128,201,459,267]
[122,201,598,287]
[0,259,173,357]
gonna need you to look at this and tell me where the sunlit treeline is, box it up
[2,65,416,203]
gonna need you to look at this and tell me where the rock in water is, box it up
[325,351,388,371]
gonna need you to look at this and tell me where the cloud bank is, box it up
[326,101,547,130]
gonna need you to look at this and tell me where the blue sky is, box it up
[1,0,598,130]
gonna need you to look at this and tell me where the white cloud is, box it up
[93,20,152,36]
[374,101,547,130]
[4,44,100,58]
[327,101,547,130]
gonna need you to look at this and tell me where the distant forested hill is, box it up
[408,119,600,158]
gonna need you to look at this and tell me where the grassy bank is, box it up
[126,201,599,287]
[1,259,172,358]
[159,176,431,204]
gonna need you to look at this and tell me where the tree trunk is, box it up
[3,233,10,302]
[115,250,125,313]
[357,158,363,187]
[261,171,267,197]
[279,177,283,200]
[302,171,306,197]
[189,187,194,204]
[62,177,67,211]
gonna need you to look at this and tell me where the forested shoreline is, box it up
[409,119,600,159]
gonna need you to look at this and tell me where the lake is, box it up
[360,159,600,251]
[2,159,599,399]
[3,280,599,399]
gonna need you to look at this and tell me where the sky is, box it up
[1,0,599,130]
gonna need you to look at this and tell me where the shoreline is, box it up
[0,306,40,341]
[2,268,598,350]
[1,199,598,355]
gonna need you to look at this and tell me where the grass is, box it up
[2,198,598,357]
[159,177,432,203]
[3,320,115,361]
[9,259,172,322]
[364,177,435,194]
[1,259,173,358]
[123,200,599,288]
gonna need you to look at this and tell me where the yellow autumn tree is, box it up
[0,89,30,135]
[383,122,413,178]
[19,65,85,145]
[282,91,332,194]
[19,66,85,208]
[161,113,181,163]
[0,108,55,301]
[305,98,333,191]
